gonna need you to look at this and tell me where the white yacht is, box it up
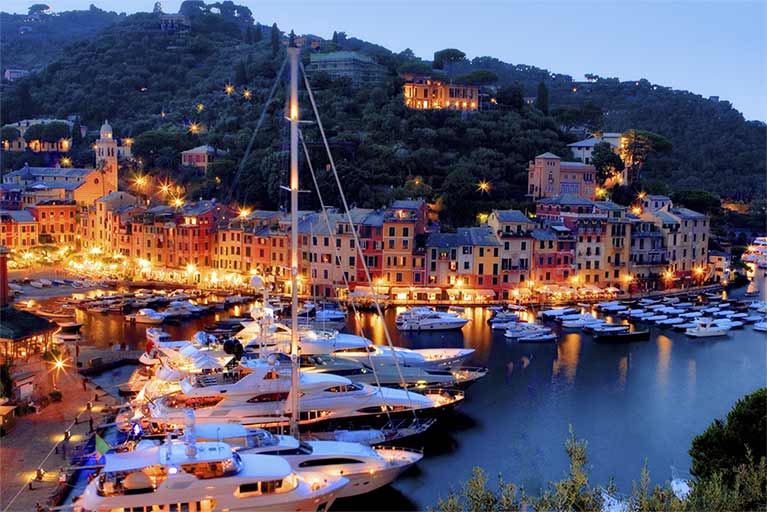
[165,423,422,499]
[127,308,167,324]
[395,307,469,331]
[314,304,347,322]
[76,440,345,512]
[686,319,729,338]
[241,322,475,369]
[753,322,767,332]
[140,358,462,434]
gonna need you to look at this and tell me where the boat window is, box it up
[332,346,376,353]
[298,458,364,467]
[180,455,240,479]
[237,479,284,496]
[324,383,363,393]
[165,394,224,409]
[357,405,411,414]
[247,392,289,403]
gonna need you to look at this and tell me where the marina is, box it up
[14,284,761,510]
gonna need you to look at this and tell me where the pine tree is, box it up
[271,23,280,58]
[71,118,83,147]
[244,26,253,44]
[234,61,248,86]
[289,29,296,46]
[535,81,549,114]
[253,23,262,42]
[331,31,338,43]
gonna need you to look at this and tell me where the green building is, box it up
[306,51,388,86]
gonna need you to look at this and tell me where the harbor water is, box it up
[77,293,766,510]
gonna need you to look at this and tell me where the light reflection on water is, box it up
[59,296,767,510]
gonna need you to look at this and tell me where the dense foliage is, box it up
[1,4,765,226]
[434,391,767,512]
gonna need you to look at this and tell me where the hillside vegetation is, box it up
[1,4,764,228]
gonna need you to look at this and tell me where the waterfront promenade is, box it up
[0,368,118,512]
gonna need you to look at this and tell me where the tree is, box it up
[244,25,253,44]
[670,190,722,216]
[1,127,20,143]
[331,30,339,43]
[689,388,766,483]
[270,23,280,57]
[233,60,248,85]
[253,22,262,42]
[153,1,163,14]
[28,4,50,15]
[591,141,624,184]
[496,83,524,110]
[179,0,206,17]
[620,129,672,182]
[535,81,549,114]
[455,70,498,86]
[433,48,466,70]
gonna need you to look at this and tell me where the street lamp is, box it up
[477,180,491,194]
[622,274,634,298]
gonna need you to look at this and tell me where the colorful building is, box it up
[28,199,78,245]
[402,74,479,111]
[527,153,597,201]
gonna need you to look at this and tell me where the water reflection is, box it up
[617,356,629,389]
[552,333,581,384]
[656,335,672,389]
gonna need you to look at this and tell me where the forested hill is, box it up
[0,5,126,71]
[1,4,764,226]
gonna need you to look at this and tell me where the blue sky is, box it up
[6,0,766,120]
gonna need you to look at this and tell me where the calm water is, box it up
[78,293,767,511]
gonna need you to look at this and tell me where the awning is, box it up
[0,405,16,417]
[473,289,496,297]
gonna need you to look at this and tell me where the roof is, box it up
[27,181,84,191]
[535,152,561,159]
[560,161,593,170]
[0,307,57,341]
[309,51,377,64]
[181,144,226,155]
[593,201,626,212]
[532,228,559,241]
[645,195,671,201]
[96,191,137,203]
[390,199,424,210]
[671,207,706,220]
[182,200,219,217]
[31,199,76,206]
[459,226,501,246]
[4,166,92,180]
[492,209,532,224]
[537,194,594,207]
[426,231,469,249]
[654,210,680,224]
[0,210,35,222]
[567,137,601,148]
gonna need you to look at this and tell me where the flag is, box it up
[95,434,111,456]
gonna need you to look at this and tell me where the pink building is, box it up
[527,152,597,201]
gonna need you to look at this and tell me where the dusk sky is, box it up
[4,0,766,120]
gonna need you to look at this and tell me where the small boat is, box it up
[674,322,699,331]
[38,279,53,287]
[656,317,684,326]
[686,320,729,338]
[591,325,630,334]
[126,308,167,324]
[538,307,577,319]
[315,304,347,322]
[29,280,44,288]
[36,308,75,319]
[504,324,550,338]
[517,332,557,343]
[753,322,767,332]
[743,315,764,324]
[644,315,668,323]
[714,319,744,329]
[679,311,703,319]
[594,329,650,343]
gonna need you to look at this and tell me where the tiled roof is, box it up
[0,210,34,222]
[671,207,706,220]
[535,152,561,159]
[390,199,424,210]
[655,210,680,224]
[5,166,92,179]
[426,231,470,248]
[567,137,601,148]
[532,228,558,241]
[493,209,532,223]
[181,145,226,155]
[645,195,671,201]
[560,161,593,169]
[0,306,57,341]
[27,181,84,191]
[459,226,501,246]
[593,201,626,212]
[537,194,594,207]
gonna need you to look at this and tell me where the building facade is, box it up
[527,152,597,200]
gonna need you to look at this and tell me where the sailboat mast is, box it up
[288,43,300,438]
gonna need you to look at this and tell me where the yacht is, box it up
[158,423,422,499]
[395,307,469,331]
[76,440,346,512]
[753,322,767,332]
[538,307,577,319]
[140,358,462,434]
[314,304,347,323]
[241,322,475,369]
[504,323,551,339]
[127,308,167,324]
[517,332,557,343]
[295,353,486,390]
[53,322,83,344]
[686,319,729,338]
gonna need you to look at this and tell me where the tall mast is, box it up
[288,42,300,438]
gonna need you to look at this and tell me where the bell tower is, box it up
[95,120,118,190]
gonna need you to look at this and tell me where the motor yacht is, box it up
[395,307,469,331]
[152,422,423,499]
[127,308,167,324]
[76,440,345,512]
[686,319,729,338]
[140,358,462,435]
[314,304,347,323]
[504,323,551,339]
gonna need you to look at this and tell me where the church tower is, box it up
[95,120,118,191]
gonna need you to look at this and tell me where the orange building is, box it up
[527,152,597,201]
[28,199,78,245]
[402,74,479,110]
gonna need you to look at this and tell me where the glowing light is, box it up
[477,180,491,193]
[595,187,607,198]
[694,266,704,276]
[188,123,201,134]
[572,87,577,93]
[196,103,204,113]
[225,84,235,95]
[631,206,642,215]
[663,269,674,281]
[637,191,646,200]
[238,208,251,219]
[171,197,185,208]
[159,182,171,195]
[134,175,147,187]
[186,263,197,275]
[53,359,64,371]
[123,137,134,146]
[60,157,72,167]
[242,89,252,99]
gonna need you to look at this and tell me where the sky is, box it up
[5,1,766,120]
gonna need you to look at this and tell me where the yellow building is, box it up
[402,75,479,110]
